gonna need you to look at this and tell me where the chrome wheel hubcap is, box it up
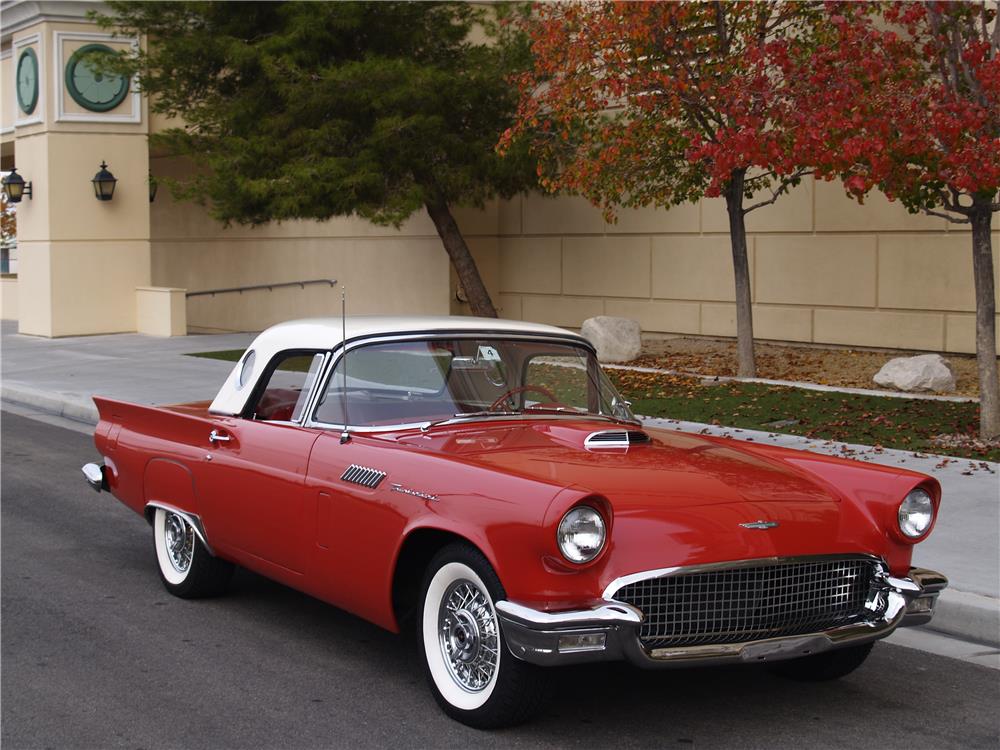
[164,512,193,574]
[438,580,499,692]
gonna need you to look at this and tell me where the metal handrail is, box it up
[186,278,337,298]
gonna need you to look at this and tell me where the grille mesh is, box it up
[612,558,878,649]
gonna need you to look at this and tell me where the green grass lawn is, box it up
[608,370,997,462]
[188,350,998,462]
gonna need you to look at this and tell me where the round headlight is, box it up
[898,488,935,539]
[557,506,606,563]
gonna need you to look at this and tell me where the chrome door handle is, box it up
[209,429,231,444]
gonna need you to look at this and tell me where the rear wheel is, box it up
[765,642,874,681]
[418,543,552,729]
[153,508,234,598]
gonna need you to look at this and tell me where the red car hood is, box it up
[396,420,841,509]
[389,419,927,598]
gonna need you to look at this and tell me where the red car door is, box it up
[304,431,414,626]
[196,417,322,577]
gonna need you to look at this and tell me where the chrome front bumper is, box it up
[496,566,947,669]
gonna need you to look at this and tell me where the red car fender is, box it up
[143,458,198,519]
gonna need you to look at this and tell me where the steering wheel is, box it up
[488,385,560,412]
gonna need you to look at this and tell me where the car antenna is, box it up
[340,285,351,444]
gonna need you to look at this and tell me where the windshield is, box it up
[313,337,635,427]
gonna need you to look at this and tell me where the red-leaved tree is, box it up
[501,1,823,377]
[783,2,1000,438]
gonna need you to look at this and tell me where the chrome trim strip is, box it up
[144,501,215,557]
[295,350,332,427]
[602,553,884,600]
[496,600,642,627]
[643,607,904,663]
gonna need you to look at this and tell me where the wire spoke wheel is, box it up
[420,546,553,727]
[163,512,194,574]
[438,580,500,692]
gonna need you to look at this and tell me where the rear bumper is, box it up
[496,565,947,669]
[82,462,108,492]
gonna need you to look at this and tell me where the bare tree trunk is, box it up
[970,200,999,439]
[725,170,756,378]
[425,199,498,318]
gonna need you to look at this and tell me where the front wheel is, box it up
[418,543,552,729]
[765,642,874,681]
[153,508,234,598]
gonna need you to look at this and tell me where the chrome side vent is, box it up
[584,430,651,449]
[340,464,386,489]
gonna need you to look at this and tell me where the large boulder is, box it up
[581,316,642,363]
[873,353,956,393]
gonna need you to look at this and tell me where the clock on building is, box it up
[16,47,39,115]
[65,43,129,112]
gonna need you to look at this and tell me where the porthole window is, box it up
[238,350,256,390]
[16,48,39,115]
[65,43,129,112]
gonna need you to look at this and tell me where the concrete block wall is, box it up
[495,178,1000,354]
[149,155,453,332]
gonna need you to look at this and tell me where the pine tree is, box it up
[98,1,535,316]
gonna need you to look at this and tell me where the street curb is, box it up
[928,589,1000,648]
[1,383,98,425]
[3,383,997,650]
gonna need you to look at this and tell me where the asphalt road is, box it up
[2,411,998,750]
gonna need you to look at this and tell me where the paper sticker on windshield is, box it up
[478,345,502,362]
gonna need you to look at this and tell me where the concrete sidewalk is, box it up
[2,320,997,648]
[1,320,254,421]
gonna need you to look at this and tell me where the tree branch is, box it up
[713,2,729,56]
[991,0,1000,56]
[945,186,975,215]
[953,20,985,104]
[743,169,812,215]
[922,207,971,224]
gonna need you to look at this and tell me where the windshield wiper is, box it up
[420,410,523,431]
[420,408,641,432]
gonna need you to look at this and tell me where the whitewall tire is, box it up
[152,508,234,598]
[418,543,552,728]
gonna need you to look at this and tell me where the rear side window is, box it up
[249,351,325,422]
[238,350,256,389]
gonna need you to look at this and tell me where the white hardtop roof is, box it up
[209,315,588,416]
[258,315,583,350]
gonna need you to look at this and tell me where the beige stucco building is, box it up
[2,1,997,353]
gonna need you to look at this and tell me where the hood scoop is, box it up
[584,429,651,450]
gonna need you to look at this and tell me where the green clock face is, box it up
[16,48,39,115]
[65,43,129,112]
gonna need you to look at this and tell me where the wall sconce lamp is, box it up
[149,174,158,203]
[2,167,32,203]
[92,161,118,202]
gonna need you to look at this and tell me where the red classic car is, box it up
[83,316,946,728]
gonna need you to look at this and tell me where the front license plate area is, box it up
[740,635,832,662]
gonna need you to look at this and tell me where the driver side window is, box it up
[249,351,325,422]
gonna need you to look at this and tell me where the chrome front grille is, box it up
[611,557,879,649]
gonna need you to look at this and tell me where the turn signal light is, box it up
[557,633,607,653]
